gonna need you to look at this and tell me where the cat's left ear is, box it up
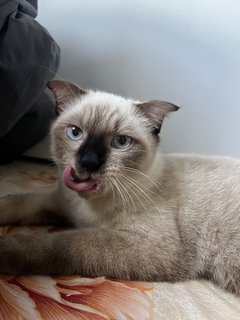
[47,80,87,114]
[136,100,180,135]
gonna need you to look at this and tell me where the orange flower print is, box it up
[0,276,155,320]
[55,277,155,320]
[0,276,41,319]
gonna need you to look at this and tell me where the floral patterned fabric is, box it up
[0,161,240,320]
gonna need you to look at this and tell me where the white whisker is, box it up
[118,173,162,215]
[115,178,136,211]
[117,177,147,212]
[120,166,162,192]
[110,177,128,215]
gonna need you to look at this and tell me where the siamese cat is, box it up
[0,80,240,296]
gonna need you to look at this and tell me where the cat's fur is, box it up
[1,80,240,296]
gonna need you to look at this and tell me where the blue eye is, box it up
[67,126,84,141]
[112,135,132,149]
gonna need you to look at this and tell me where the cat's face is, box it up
[49,81,178,198]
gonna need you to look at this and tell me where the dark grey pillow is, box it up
[0,0,60,163]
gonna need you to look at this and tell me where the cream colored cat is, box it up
[0,80,240,296]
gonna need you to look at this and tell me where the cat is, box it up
[0,80,240,296]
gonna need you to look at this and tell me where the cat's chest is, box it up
[61,191,117,227]
[59,181,158,228]
[69,195,141,229]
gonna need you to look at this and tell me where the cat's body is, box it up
[1,80,240,295]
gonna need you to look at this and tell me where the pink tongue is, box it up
[63,165,97,191]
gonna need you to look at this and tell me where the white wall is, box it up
[38,0,240,157]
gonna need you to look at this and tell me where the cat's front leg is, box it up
[0,228,191,281]
[0,192,73,227]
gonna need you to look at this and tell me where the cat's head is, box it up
[48,80,179,198]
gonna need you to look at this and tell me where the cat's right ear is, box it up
[136,100,180,135]
[47,80,87,114]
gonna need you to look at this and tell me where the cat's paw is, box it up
[0,196,13,223]
[0,195,21,225]
[0,234,24,274]
[0,235,12,273]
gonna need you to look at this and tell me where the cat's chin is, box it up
[63,165,102,196]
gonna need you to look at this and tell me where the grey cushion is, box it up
[0,0,60,163]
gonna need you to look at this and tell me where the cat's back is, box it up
[162,153,240,184]
[159,153,240,215]
[160,153,240,232]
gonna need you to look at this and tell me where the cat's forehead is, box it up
[63,91,143,133]
[80,91,135,116]
[82,91,134,109]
